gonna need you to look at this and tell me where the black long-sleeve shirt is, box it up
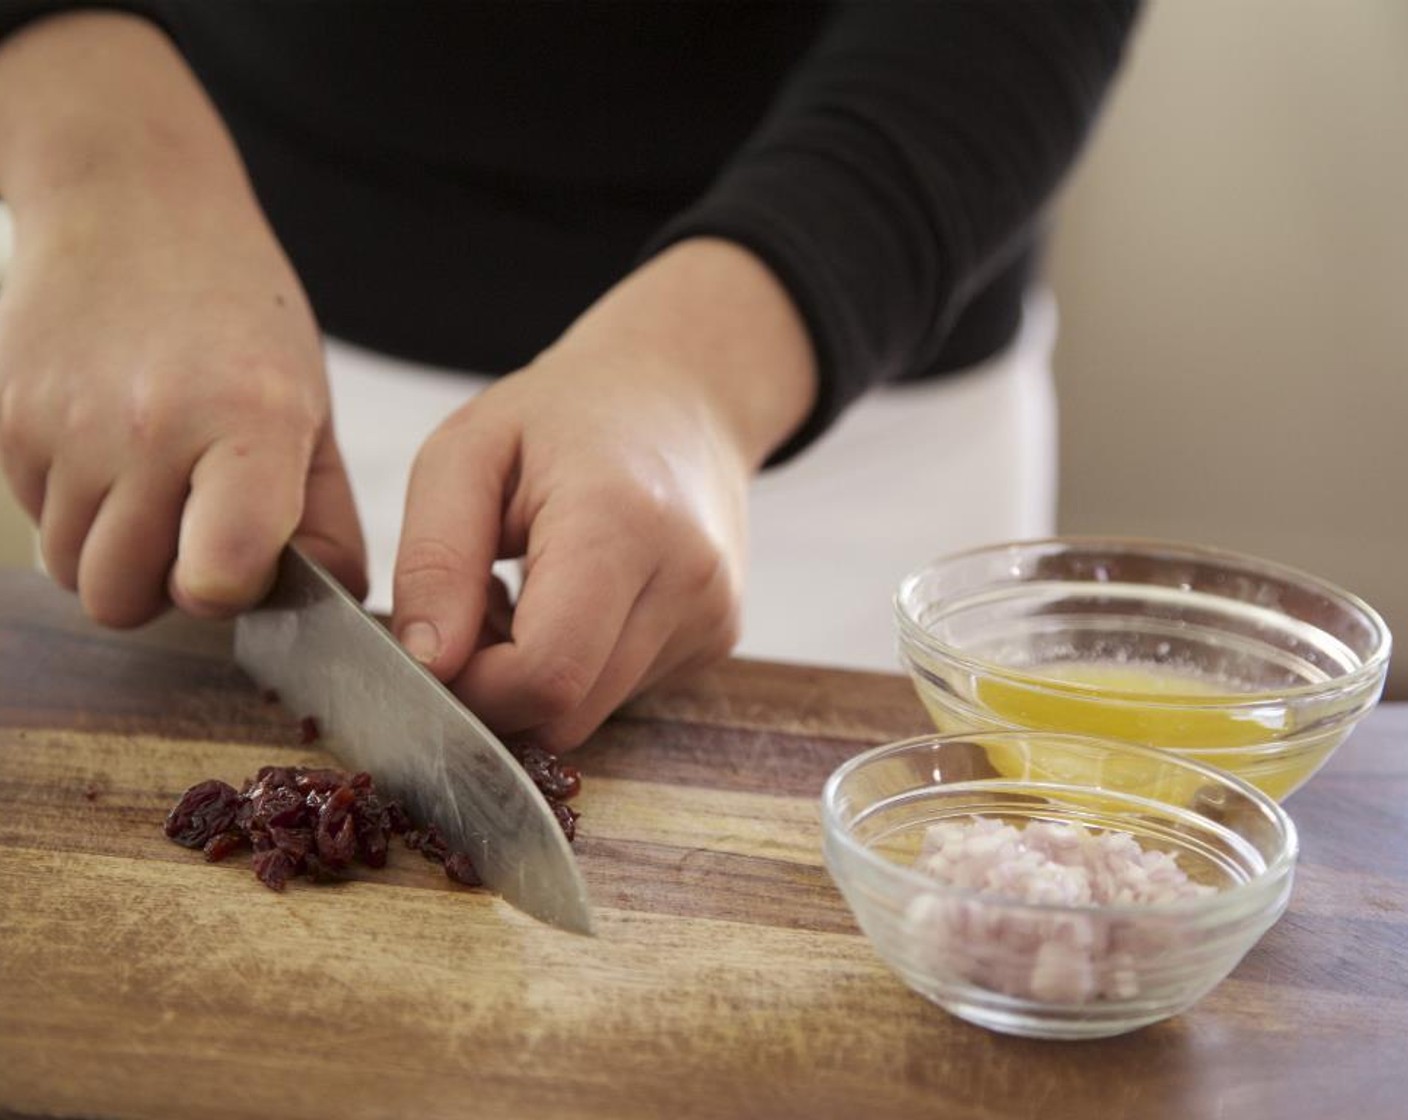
[0,1,1139,460]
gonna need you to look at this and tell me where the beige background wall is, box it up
[1,0,1404,694]
[1049,0,1407,696]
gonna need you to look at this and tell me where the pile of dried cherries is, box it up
[163,744,580,892]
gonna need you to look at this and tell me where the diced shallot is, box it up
[906,819,1217,1004]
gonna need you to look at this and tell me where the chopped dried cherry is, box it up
[268,825,314,865]
[303,853,343,883]
[238,784,304,833]
[252,848,295,891]
[203,830,247,863]
[314,786,358,869]
[404,824,450,863]
[164,779,241,848]
[164,748,578,895]
[356,826,389,870]
[384,801,412,835]
[352,791,390,868]
[444,851,482,886]
[552,801,580,843]
[250,765,299,792]
[294,769,345,796]
[512,744,581,801]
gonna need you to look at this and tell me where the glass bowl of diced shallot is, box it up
[821,731,1297,1039]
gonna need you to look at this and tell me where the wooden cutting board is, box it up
[1,569,1406,1120]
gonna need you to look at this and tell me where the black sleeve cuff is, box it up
[0,1,168,40]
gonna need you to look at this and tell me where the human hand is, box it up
[393,344,749,752]
[391,238,816,750]
[0,12,365,626]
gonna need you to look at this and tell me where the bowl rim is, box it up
[893,535,1393,708]
[821,730,1299,919]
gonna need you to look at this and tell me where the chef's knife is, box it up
[233,546,594,935]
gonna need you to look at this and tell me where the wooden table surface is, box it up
[1,568,1405,1120]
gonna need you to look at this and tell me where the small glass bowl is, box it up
[895,538,1391,800]
[822,732,1297,1039]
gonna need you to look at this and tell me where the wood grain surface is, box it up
[1,569,1405,1120]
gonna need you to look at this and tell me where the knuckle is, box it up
[525,654,595,722]
[60,394,100,441]
[679,543,736,602]
[616,482,672,537]
[0,381,33,459]
[395,537,475,593]
[123,357,321,450]
[200,532,269,576]
[209,358,320,428]
[124,378,182,449]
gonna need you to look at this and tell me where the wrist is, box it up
[548,237,818,470]
[0,11,255,225]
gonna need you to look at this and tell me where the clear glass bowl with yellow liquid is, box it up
[894,539,1391,800]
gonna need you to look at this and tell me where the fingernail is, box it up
[400,621,440,664]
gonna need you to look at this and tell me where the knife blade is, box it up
[233,546,594,934]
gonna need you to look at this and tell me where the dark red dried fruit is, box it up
[303,853,343,883]
[314,785,358,869]
[169,767,380,890]
[444,851,481,886]
[555,766,582,802]
[352,790,391,868]
[356,825,389,869]
[552,801,580,843]
[294,768,346,796]
[404,824,450,864]
[252,847,295,891]
[164,780,241,848]
[237,784,304,833]
[203,830,247,863]
[298,716,320,744]
[384,801,412,835]
[250,765,300,792]
[268,825,314,866]
[165,750,580,895]
[512,744,581,801]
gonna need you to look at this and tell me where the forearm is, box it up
[545,236,817,471]
[646,1,1141,461]
[0,10,254,225]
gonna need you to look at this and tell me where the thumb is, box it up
[392,411,518,683]
[291,428,368,602]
